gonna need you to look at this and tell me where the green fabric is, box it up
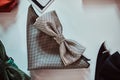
[0,40,31,80]
[6,57,18,68]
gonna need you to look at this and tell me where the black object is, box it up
[31,0,52,10]
[29,0,54,13]
[95,42,120,80]
[0,40,31,80]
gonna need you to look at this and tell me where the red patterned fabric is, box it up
[0,0,18,12]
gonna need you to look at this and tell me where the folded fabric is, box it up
[0,0,18,12]
[0,40,30,80]
[95,42,120,80]
[30,69,90,80]
[27,5,90,80]
[27,5,90,69]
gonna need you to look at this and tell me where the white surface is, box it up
[0,0,120,80]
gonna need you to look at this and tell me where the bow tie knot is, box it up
[54,34,65,44]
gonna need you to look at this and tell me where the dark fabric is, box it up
[100,52,120,80]
[27,5,90,70]
[31,0,52,10]
[95,42,120,80]
[0,0,18,12]
[0,40,31,80]
[95,42,110,80]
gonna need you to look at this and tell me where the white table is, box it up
[0,0,120,80]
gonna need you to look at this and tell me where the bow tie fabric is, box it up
[0,40,30,80]
[33,11,86,66]
[27,5,90,69]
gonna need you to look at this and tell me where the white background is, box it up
[0,0,120,80]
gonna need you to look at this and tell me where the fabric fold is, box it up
[95,42,120,80]
[0,40,30,80]
[0,0,18,12]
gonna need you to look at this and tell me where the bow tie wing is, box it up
[59,40,86,66]
[33,11,62,37]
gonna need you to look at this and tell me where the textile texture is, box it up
[0,40,30,80]
[0,0,18,12]
[27,5,90,69]
[95,42,120,80]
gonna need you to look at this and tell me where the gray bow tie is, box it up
[33,11,86,66]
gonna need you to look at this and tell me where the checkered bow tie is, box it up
[33,11,86,66]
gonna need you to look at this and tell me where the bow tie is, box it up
[33,11,86,66]
[0,40,30,80]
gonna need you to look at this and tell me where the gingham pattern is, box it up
[27,5,90,70]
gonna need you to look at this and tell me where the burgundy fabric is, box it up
[0,0,18,12]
